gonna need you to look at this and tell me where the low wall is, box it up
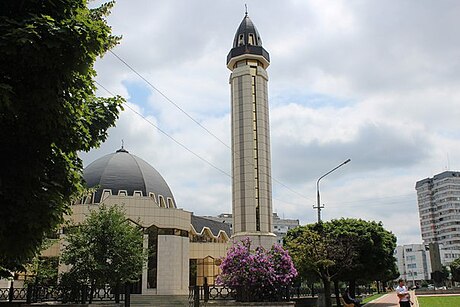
[415,288,460,296]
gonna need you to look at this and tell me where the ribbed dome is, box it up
[232,14,263,48]
[83,148,176,206]
[226,13,270,68]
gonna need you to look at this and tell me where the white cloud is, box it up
[82,0,460,246]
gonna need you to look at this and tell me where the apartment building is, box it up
[416,171,460,263]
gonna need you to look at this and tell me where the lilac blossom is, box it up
[217,238,298,301]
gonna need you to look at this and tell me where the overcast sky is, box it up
[81,0,460,245]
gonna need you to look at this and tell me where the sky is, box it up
[80,0,460,245]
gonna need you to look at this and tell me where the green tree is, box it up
[284,224,357,307]
[285,219,397,307]
[450,258,460,282]
[0,0,124,274]
[327,219,398,295]
[61,205,145,287]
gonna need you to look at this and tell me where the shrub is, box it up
[217,238,297,301]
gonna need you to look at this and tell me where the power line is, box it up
[96,80,419,212]
[96,80,301,209]
[94,80,231,178]
[108,50,314,203]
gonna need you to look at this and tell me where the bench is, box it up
[340,297,355,307]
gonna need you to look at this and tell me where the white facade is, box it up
[395,243,460,286]
[416,171,460,258]
[272,213,300,244]
[394,244,431,287]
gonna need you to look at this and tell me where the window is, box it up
[118,190,127,196]
[248,34,254,45]
[101,189,112,201]
[190,256,220,286]
[158,195,166,208]
[238,34,244,46]
[134,191,143,197]
[149,192,157,203]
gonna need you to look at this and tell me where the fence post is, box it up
[26,283,33,303]
[8,281,14,302]
[81,285,87,304]
[124,283,131,307]
[193,285,200,307]
[115,282,120,303]
[203,277,209,302]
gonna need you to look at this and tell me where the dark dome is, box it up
[232,14,263,48]
[83,148,176,206]
[227,14,270,67]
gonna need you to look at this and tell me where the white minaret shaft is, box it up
[227,13,275,247]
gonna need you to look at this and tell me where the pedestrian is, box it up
[396,279,413,306]
[343,287,361,307]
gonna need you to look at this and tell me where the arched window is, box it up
[133,191,143,197]
[238,34,244,46]
[101,189,112,201]
[248,33,254,45]
[149,192,157,204]
[158,195,166,208]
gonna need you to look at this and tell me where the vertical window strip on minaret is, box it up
[251,66,261,232]
[237,75,246,231]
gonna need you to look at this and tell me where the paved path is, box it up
[364,291,418,307]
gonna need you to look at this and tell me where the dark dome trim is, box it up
[83,149,175,205]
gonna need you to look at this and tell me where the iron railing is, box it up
[0,283,131,306]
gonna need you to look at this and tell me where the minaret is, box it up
[227,13,275,248]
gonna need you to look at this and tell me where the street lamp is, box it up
[314,159,351,223]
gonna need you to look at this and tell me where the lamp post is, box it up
[314,159,351,223]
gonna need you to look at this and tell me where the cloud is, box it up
[81,0,460,246]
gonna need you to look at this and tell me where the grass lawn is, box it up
[362,293,385,304]
[418,296,460,307]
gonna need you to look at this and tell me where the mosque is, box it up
[10,13,276,296]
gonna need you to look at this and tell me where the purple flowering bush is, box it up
[217,238,297,302]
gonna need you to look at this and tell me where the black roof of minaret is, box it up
[232,13,263,48]
[227,13,270,66]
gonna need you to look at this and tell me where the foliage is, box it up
[284,223,357,307]
[26,256,60,286]
[0,0,124,273]
[61,205,145,286]
[217,238,297,302]
[450,258,460,282]
[284,219,397,307]
[326,219,398,283]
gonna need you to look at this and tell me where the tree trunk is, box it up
[349,279,356,298]
[333,279,341,307]
[322,275,332,307]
